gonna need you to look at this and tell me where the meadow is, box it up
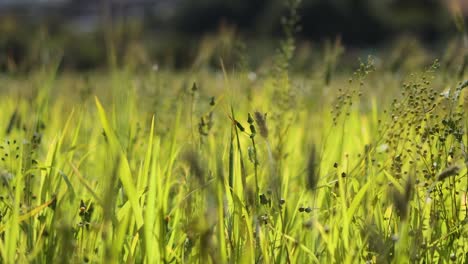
[0,16,467,264]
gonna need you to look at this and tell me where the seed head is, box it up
[183,149,205,184]
[437,165,460,181]
[254,111,268,139]
[392,177,413,220]
[306,144,318,191]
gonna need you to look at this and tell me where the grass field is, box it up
[0,13,467,263]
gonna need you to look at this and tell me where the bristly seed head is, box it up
[182,149,205,184]
[392,177,413,220]
[254,111,268,139]
[306,144,318,191]
[437,165,460,181]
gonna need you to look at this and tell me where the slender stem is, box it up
[251,137,259,200]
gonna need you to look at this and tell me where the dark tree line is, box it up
[0,0,461,71]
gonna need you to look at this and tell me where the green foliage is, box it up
[0,49,465,263]
[0,6,467,262]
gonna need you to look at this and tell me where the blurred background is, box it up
[0,0,466,72]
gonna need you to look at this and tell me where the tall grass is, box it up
[0,4,467,262]
[0,49,465,262]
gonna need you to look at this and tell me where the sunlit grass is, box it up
[0,51,466,263]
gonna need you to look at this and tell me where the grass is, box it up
[0,10,467,261]
[0,53,465,263]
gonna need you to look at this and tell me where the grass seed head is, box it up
[191,82,198,93]
[259,193,270,206]
[254,111,268,139]
[183,149,205,184]
[306,144,318,191]
[392,177,413,220]
[437,165,460,181]
[235,121,245,132]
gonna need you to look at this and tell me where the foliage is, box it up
[0,2,467,263]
